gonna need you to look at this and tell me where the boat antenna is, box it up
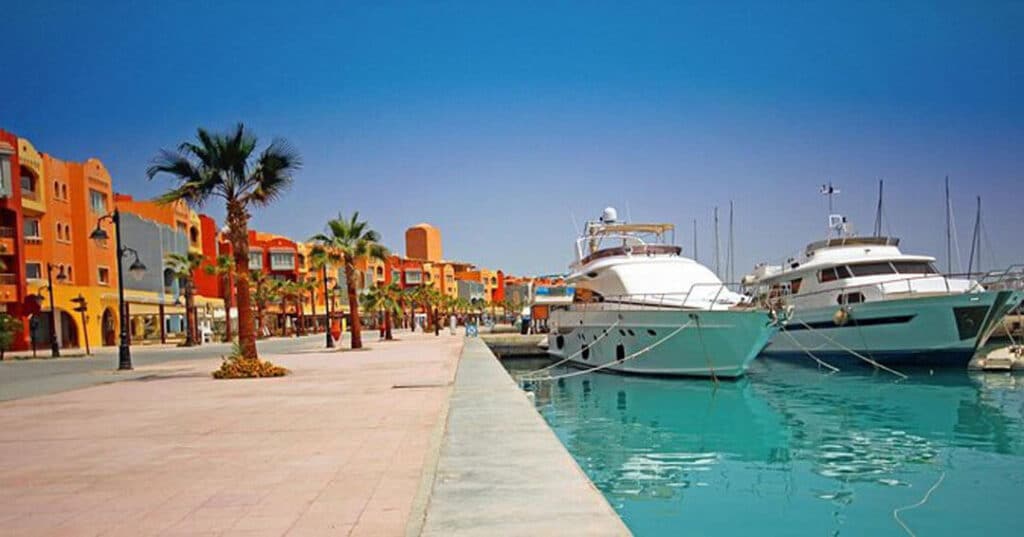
[713,206,721,278]
[820,181,839,215]
[570,212,581,235]
[873,179,884,237]
[692,218,698,262]
[625,201,632,223]
[967,196,981,275]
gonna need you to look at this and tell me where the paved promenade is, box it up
[0,332,461,536]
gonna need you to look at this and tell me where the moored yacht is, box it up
[546,208,783,378]
[743,214,1024,368]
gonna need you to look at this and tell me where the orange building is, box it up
[405,223,442,261]
[17,137,119,351]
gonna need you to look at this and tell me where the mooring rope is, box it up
[779,327,840,373]
[693,315,719,385]
[795,318,908,379]
[893,472,946,537]
[519,318,622,378]
[526,320,695,382]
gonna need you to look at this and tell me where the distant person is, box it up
[449,314,457,335]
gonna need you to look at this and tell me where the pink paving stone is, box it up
[0,332,463,537]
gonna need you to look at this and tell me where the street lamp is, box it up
[90,209,146,370]
[34,264,68,357]
[322,267,335,348]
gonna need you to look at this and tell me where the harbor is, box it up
[3,2,1024,535]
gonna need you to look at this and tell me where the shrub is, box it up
[212,343,289,379]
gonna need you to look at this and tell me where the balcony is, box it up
[0,273,17,303]
[0,226,15,254]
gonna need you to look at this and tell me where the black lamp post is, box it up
[89,209,147,371]
[36,264,67,357]
[322,266,334,348]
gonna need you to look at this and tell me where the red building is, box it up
[0,129,30,350]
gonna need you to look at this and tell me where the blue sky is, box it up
[2,1,1021,276]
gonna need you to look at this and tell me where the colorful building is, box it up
[405,223,442,261]
[0,130,29,350]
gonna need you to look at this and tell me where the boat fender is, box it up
[833,307,849,326]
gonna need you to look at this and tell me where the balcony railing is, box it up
[0,273,18,285]
[0,226,15,238]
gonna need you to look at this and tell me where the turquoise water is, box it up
[505,357,1024,536]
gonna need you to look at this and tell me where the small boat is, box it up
[546,208,784,379]
[743,213,1024,368]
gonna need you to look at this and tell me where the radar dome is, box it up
[601,207,618,223]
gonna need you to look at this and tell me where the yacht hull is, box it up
[547,308,779,378]
[762,290,1024,368]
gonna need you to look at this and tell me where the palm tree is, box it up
[381,283,403,340]
[360,286,388,340]
[165,251,204,346]
[203,254,235,342]
[147,123,301,360]
[250,270,278,338]
[300,278,318,334]
[308,245,341,345]
[310,213,389,349]
[277,280,302,336]
[402,287,418,332]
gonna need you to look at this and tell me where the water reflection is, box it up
[507,357,1024,536]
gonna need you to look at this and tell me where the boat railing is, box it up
[749,266,1024,306]
[574,282,745,313]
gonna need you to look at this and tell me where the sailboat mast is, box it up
[713,206,720,278]
[873,179,884,236]
[945,176,951,274]
[728,200,735,283]
[692,218,698,263]
[968,196,981,275]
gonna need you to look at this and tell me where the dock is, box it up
[419,337,630,536]
[479,333,548,358]
[969,345,1024,372]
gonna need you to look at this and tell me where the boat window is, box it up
[891,261,937,274]
[789,278,803,294]
[835,266,853,279]
[837,292,865,305]
[848,262,896,277]
[819,268,838,283]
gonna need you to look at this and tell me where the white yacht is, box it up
[743,214,1024,368]
[546,208,783,378]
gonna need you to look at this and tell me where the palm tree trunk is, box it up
[385,310,393,340]
[228,201,257,359]
[223,272,233,343]
[309,290,317,333]
[297,294,305,336]
[344,259,363,349]
[184,280,196,346]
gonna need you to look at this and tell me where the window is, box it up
[848,262,896,277]
[249,251,263,269]
[819,268,838,283]
[189,226,199,245]
[391,270,401,282]
[376,267,384,277]
[24,217,41,239]
[21,170,37,197]
[98,267,110,285]
[89,189,107,213]
[0,154,11,196]
[53,180,60,198]
[269,252,295,271]
[61,184,67,199]
[406,270,422,284]
[838,292,865,305]
[25,262,42,280]
[789,278,803,294]
[891,261,937,275]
